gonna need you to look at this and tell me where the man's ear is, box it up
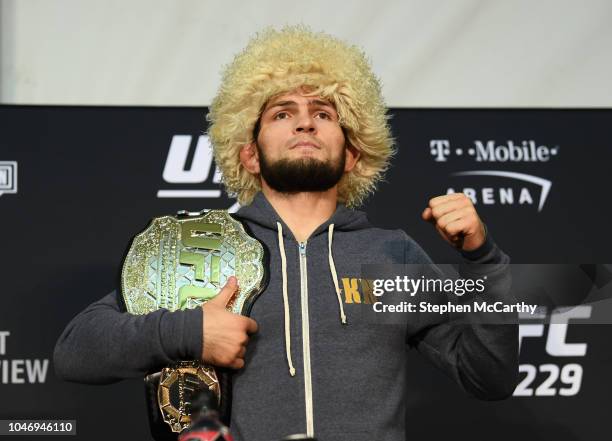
[344,143,361,172]
[240,142,260,174]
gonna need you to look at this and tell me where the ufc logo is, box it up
[162,135,222,184]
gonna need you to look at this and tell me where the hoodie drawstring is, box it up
[277,222,296,377]
[276,222,348,376]
[328,224,347,324]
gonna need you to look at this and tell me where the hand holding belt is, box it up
[121,210,265,436]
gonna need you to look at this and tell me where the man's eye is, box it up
[316,112,331,120]
[274,112,289,120]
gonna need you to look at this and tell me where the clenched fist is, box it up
[422,193,486,252]
[201,276,258,369]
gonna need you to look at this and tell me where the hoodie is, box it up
[54,192,518,441]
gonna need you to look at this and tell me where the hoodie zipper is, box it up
[298,241,314,438]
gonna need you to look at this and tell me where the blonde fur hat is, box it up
[207,25,394,207]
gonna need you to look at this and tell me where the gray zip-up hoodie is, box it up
[54,192,518,441]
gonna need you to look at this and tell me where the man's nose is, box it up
[294,111,316,134]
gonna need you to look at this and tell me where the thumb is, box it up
[422,207,434,223]
[208,276,238,307]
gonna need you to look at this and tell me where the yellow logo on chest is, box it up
[340,278,376,304]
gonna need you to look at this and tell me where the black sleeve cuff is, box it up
[460,224,499,263]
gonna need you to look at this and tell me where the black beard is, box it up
[257,144,345,193]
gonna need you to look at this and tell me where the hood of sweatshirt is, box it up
[236,191,372,238]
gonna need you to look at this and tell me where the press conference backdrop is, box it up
[0,106,610,440]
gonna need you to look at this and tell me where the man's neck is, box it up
[261,184,337,242]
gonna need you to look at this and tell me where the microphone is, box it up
[178,389,234,441]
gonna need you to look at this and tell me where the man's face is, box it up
[249,90,350,193]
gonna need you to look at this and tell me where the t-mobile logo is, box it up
[430,140,451,162]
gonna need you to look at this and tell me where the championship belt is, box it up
[121,210,265,436]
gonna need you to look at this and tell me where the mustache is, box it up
[288,136,323,149]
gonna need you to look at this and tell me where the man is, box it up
[55,26,517,441]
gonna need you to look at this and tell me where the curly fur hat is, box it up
[207,25,394,207]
